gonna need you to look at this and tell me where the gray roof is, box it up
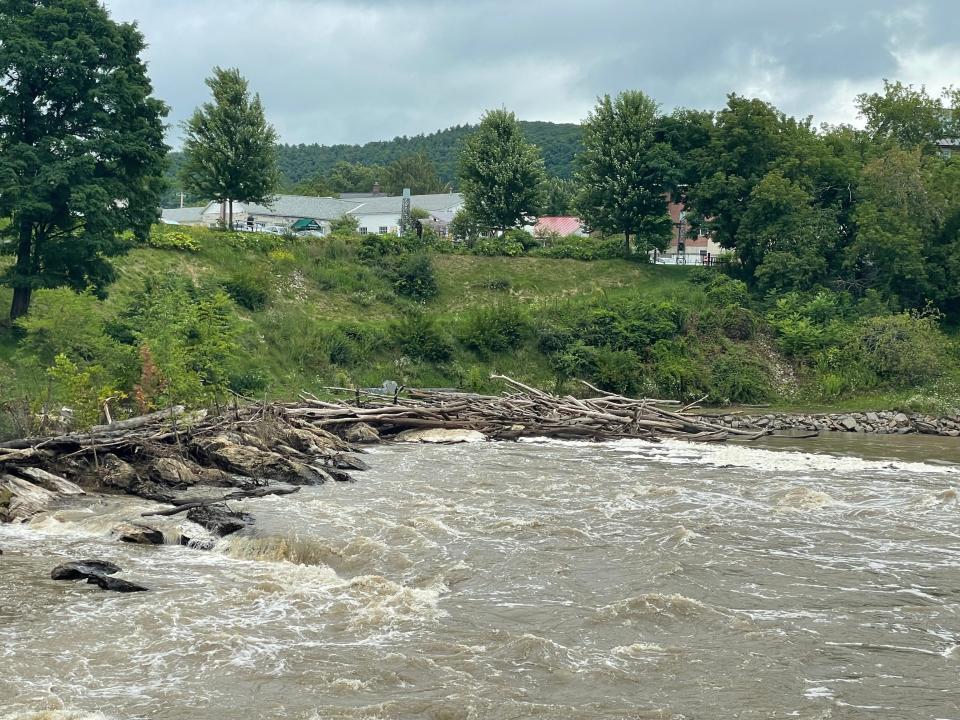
[198,193,464,222]
[160,206,206,224]
[348,193,463,215]
[245,195,359,219]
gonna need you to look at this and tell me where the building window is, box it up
[359,227,368,235]
[379,226,388,234]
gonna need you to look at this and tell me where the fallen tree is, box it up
[289,375,780,443]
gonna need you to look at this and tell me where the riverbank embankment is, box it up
[698,410,960,436]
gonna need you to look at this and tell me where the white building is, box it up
[161,192,464,235]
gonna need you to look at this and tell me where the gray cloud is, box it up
[102,0,960,147]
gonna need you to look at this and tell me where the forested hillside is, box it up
[163,121,581,205]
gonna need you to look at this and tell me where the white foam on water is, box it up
[522,436,960,476]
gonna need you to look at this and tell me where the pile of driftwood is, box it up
[288,375,784,443]
[0,403,366,525]
[0,375,804,528]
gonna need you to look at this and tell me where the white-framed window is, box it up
[359,227,368,235]
[379,226,388,234]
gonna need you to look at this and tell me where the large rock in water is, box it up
[344,422,380,444]
[51,560,122,580]
[85,574,148,593]
[100,454,138,491]
[111,521,164,545]
[186,505,249,536]
[197,435,327,485]
[149,458,199,487]
[396,428,487,444]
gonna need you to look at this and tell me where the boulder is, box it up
[14,467,85,495]
[51,560,122,580]
[86,574,148,593]
[186,505,249,536]
[839,416,859,431]
[111,521,164,545]
[198,436,327,485]
[894,413,911,426]
[396,428,487,444]
[149,458,199,487]
[101,454,138,491]
[331,453,370,471]
[344,422,380,444]
[0,474,56,521]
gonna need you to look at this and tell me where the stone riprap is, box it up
[697,410,960,437]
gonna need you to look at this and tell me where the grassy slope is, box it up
[0,231,953,413]
[57,238,707,400]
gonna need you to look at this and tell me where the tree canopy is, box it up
[575,90,679,256]
[180,67,279,226]
[458,109,547,233]
[0,0,168,320]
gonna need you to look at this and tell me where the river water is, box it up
[1,434,959,719]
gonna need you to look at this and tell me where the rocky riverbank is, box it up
[698,410,960,437]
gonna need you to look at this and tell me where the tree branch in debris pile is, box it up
[0,375,809,524]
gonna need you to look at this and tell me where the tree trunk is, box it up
[623,231,631,258]
[229,199,233,230]
[9,221,34,321]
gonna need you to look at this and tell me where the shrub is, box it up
[460,305,529,356]
[649,340,707,400]
[391,253,439,301]
[472,236,525,257]
[16,289,131,372]
[46,354,125,429]
[709,352,770,404]
[146,227,200,252]
[704,276,749,306]
[223,268,272,310]
[848,310,946,385]
[531,235,623,260]
[392,313,454,362]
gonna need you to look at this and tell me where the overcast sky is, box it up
[102,0,960,148]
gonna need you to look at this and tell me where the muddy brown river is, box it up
[1,434,959,719]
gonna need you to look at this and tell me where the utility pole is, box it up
[399,188,411,234]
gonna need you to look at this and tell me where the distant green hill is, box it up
[163,121,582,206]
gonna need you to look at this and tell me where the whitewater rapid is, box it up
[2,434,959,719]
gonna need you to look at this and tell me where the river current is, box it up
[1,434,959,719]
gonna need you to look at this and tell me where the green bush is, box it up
[472,236,525,257]
[531,235,623,260]
[848,310,946,385]
[460,305,529,356]
[649,340,708,400]
[147,227,200,252]
[392,313,454,362]
[223,268,272,311]
[709,352,770,404]
[704,276,749,306]
[391,253,439,301]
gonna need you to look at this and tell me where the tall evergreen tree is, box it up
[458,109,546,233]
[0,0,168,320]
[575,91,679,256]
[180,67,279,228]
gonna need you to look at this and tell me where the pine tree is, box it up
[180,67,279,228]
[575,91,679,256]
[458,109,546,233]
[0,0,168,320]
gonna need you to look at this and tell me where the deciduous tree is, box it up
[458,109,546,233]
[0,0,168,320]
[180,67,279,229]
[575,91,679,256]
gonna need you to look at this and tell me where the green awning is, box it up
[291,218,321,231]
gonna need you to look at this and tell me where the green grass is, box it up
[2,226,959,415]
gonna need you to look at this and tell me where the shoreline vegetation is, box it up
[0,221,957,436]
